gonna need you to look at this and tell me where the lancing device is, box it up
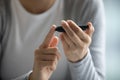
[55,25,89,32]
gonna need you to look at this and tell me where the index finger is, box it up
[41,25,56,48]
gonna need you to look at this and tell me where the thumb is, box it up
[49,36,59,47]
[85,22,94,37]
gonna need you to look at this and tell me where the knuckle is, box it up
[34,49,39,54]
[53,48,58,53]
[51,61,57,70]
[35,55,43,64]
[34,49,43,57]
[50,66,56,71]
[75,27,80,33]
[52,61,55,66]
[52,55,57,61]
[38,61,43,67]
[34,49,40,56]
[35,56,40,61]
[39,45,42,48]
[87,37,91,43]
[80,45,86,50]
[85,36,91,43]
[67,30,74,37]
[69,32,75,37]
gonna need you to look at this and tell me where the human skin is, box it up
[19,0,94,80]
[29,26,61,80]
[20,0,56,14]
[60,20,94,62]
[29,20,94,80]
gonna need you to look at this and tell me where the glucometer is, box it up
[55,25,89,32]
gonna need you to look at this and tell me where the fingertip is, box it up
[61,20,68,27]
[89,22,94,33]
[87,22,95,36]
[67,20,72,23]
[87,22,93,27]
[87,22,92,28]
[67,20,76,25]
[67,20,74,25]
[61,20,66,23]
[52,24,56,27]
[51,25,56,31]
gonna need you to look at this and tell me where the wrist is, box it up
[68,50,88,63]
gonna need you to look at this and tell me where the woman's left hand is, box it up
[60,20,94,63]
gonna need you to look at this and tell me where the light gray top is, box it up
[0,0,105,80]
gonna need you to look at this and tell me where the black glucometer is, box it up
[55,25,88,32]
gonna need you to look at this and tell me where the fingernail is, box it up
[51,25,56,29]
[52,24,56,28]
[88,22,92,26]
[67,20,72,23]
[61,20,66,24]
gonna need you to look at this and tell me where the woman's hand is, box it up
[29,26,61,80]
[60,20,94,63]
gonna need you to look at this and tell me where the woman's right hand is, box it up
[29,26,61,80]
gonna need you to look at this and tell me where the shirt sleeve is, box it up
[0,15,2,61]
[0,13,3,66]
[66,0,106,80]
[13,71,32,80]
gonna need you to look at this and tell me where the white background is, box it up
[104,0,120,80]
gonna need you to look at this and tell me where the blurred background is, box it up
[103,0,120,80]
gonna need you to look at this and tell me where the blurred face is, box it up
[24,0,55,2]
[20,0,56,14]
